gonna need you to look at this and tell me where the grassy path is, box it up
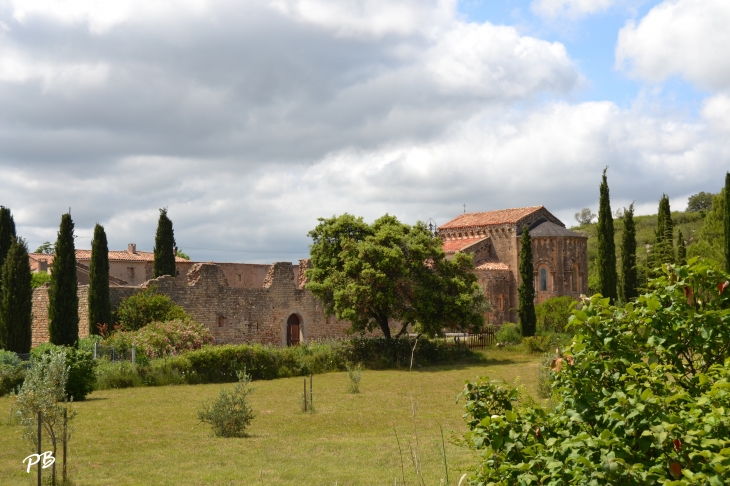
[0,351,540,485]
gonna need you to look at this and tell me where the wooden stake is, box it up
[63,408,67,483]
[37,411,41,486]
[309,374,313,411]
[303,378,307,412]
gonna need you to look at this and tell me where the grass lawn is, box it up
[0,349,541,486]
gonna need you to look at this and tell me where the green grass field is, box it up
[0,350,541,486]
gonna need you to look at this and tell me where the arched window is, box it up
[498,294,505,311]
[539,268,548,292]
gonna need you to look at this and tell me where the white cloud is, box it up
[531,0,615,19]
[702,94,730,133]
[616,0,730,90]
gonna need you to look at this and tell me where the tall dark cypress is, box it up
[597,168,618,302]
[652,194,674,268]
[88,223,111,335]
[518,226,536,337]
[0,207,16,294]
[619,203,637,303]
[677,228,687,266]
[725,172,730,273]
[153,208,176,278]
[48,213,79,346]
[0,240,32,353]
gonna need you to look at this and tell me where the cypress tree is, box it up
[153,208,176,278]
[88,223,111,335]
[619,203,637,303]
[677,228,687,266]
[653,194,674,268]
[0,239,32,353]
[518,226,537,337]
[48,213,79,346]
[596,168,618,302]
[0,206,16,294]
[725,172,730,273]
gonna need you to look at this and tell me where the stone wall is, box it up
[31,262,352,348]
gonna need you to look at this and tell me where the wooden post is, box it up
[37,411,41,486]
[303,378,307,412]
[309,374,313,411]
[93,341,97,359]
[63,408,67,483]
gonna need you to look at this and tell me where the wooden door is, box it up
[287,314,300,346]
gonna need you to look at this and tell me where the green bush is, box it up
[104,319,212,359]
[198,370,255,437]
[461,258,730,484]
[495,322,522,344]
[523,335,552,354]
[0,349,22,366]
[94,360,185,390]
[113,285,190,331]
[535,296,575,334]
[0,364,25,396]
[31,344,96,400]
[78,335,103,354]
[346,362,362,393]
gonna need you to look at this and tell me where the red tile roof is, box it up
[30,250,189,263]
[439,206,545,230]
[476,261,510,271]
[441,237,487,254]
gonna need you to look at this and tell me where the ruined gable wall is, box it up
[31,285,91,347]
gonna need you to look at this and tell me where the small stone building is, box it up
[438,206,588,324]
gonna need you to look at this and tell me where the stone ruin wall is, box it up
[30,261,350,348]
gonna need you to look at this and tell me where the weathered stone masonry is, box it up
[31,261,350,347]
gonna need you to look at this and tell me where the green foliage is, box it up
[88,223,111,335]
[461,258,730,484]
[153,208,176,278]
[176,250,190,260]
[495,322,522,344]
[104,318,212,359]
[94,360,185,390]
[522,335,552,354]
[688,188,725,269]
[198,370,255,438]
[113,285,190,331]
[536,352,558,399]
[34,241,53,254]
[0,239,32,352]
[518,227,536,337]
[725,173,730,273]
[31,271,51,288]
[651,194,676,273]
[306,213,487,339]
[32,344,96,400]
[619,203,638,303]
[677,228,687,265]
[535,296,574,334]
[346,362,362,393]
[574,208,596,226]
[0,206,16,291]
[0,349,22,365]
[48,213,79,346]
[0,363,25,396]
[596,168,618,302]
[687,191,714,212]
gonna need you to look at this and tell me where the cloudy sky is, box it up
[1,0,728,263]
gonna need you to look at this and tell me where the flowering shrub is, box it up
[105,319,212,359]
[461,258,730,484]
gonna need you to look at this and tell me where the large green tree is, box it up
[153,208,176,278]
[619,203,637,303]
[306,214,488,339]
[651,194,674,270]
[687,188,725,268]
[48,213,79,346]
[0,206,16,294]
[0,239,32,352]
[725,172,730,273]
[596,168,617,302]
[88,223,111,335]
[517,225,536,337]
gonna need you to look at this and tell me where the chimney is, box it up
[174,246,178,256]
[128,243,136,254]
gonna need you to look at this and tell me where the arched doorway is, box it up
[286,314,301,346]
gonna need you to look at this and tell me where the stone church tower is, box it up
[438,206,588,325]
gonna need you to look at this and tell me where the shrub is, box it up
[495,322,521,344]
[535,296,575,334]
[0,363,25,396]
[522,335,552,354]
[105,319,213,359]
[0,349,22,366]
[31,344,96,400]
[112,285,190,331]
[198,370,255,437]
[94,360,185,390]
[461,258,730,484]
[77,335,103,354]
[346,362,362,393]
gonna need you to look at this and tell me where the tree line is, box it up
[0,208,179,353]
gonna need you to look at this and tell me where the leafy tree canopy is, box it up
[461,258,730,484]
[306,213,488,339]
[34,241,54,254]
[113,285,190,331]
[687,191,714,212]
[574,208,596,226]
[176,250,191,260]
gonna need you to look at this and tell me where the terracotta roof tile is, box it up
[439,206,545,230]
[475,261,510,271]
[441,237,486,254]
[30,251,189,263]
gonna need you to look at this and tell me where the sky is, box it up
[1,0,728,263]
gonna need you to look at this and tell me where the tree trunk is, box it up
[378,316,391,339]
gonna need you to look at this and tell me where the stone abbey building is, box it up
[30,206,587,347]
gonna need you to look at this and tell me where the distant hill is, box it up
[571,209,712,295]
